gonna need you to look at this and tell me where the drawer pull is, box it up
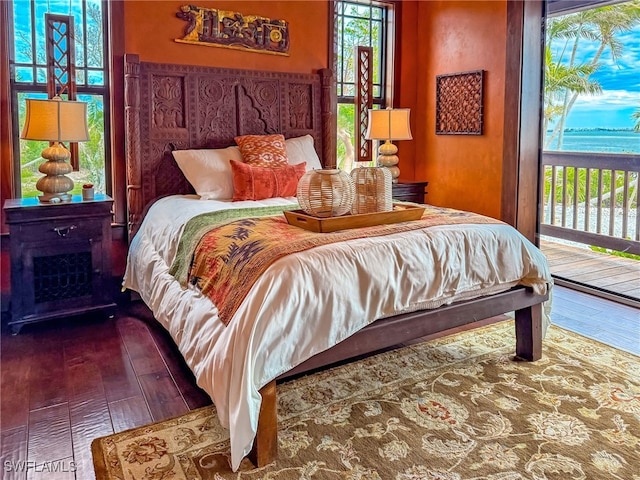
[53,225,77,237]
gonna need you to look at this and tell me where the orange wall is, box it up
[123,1,510,220]
[123,1,329,73]
[398,1,507,219]
[395,1,419,181]
[120,1,510,220]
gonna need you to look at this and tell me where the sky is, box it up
[549,15,640,130]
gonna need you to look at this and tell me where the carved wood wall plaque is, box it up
[175,5,289,56]
[435,70,484,135]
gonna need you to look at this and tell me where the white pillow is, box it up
[285,135,323,171]
[172,146,242,200]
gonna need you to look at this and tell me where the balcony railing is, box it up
[541,151,640,255]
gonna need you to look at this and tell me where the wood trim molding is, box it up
[502,0,545,245]
[518,0,545,244]
[547,0,613,16]
[108,0,127,228]
[501,0,524,229]
[0,1,14,233]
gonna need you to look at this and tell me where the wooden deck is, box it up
[540,239,640,304]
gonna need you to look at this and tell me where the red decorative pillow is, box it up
[234,134,288,167]
[231,160,306,201]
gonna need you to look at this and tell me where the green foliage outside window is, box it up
[18,93,106,199]
[543,166,634,208]
[335,1,386,171]
[12,0,107,198]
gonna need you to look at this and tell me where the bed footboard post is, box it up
[514,302,543,361]
[248,380,277,467]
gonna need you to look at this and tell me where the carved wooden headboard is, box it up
[123,53,336,238]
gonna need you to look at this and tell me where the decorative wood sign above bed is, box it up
[435,70,484,135]
[175,5,289,55]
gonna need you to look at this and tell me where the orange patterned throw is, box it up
[181,205,502,326]
[234,134,289,167]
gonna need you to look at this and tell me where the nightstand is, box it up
[392,181,429,204]
[4,194,116,333]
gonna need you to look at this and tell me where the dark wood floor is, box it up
[1,286,638,480]
[0,302,211,480]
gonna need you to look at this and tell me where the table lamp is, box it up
[21,95,89,203]
[365,108,412,183]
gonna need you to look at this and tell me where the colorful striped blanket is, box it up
[169,204,502,326]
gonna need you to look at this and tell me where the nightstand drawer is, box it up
[392,181,429,204]
[17,218,102,245]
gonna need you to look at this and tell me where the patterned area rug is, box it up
[92,322,640,480]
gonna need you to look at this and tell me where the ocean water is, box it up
[544,130,640,154]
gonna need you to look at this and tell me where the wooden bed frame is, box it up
[123,54,548,467]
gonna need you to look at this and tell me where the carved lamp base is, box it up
[36,142,74,203]
[377,140,400,183]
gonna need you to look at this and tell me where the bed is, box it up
[121,54,552,471]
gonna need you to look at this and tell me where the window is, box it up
[9,0,110,198]
[334,0,394,171]
[540,1,640,275]
[543,1,640,153]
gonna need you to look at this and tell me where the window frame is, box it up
[334,0,396,169]
[8,0,112,199]
[335,0,393,108]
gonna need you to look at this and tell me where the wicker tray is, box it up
[284,204,425,233]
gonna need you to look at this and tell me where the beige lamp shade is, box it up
[365,108,412,183]
[21,96,90,143]
[365,108,412,141]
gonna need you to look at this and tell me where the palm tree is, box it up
[633,108,640,133]
[545,11,600,148]
[546,2,640,148]
[543,45,601,147]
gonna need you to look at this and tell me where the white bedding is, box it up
[123,195,552,471]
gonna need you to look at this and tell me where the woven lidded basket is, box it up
[297,169,355,217]
[350,166,392,214]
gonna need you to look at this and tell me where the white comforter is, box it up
[123,195,552,471]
